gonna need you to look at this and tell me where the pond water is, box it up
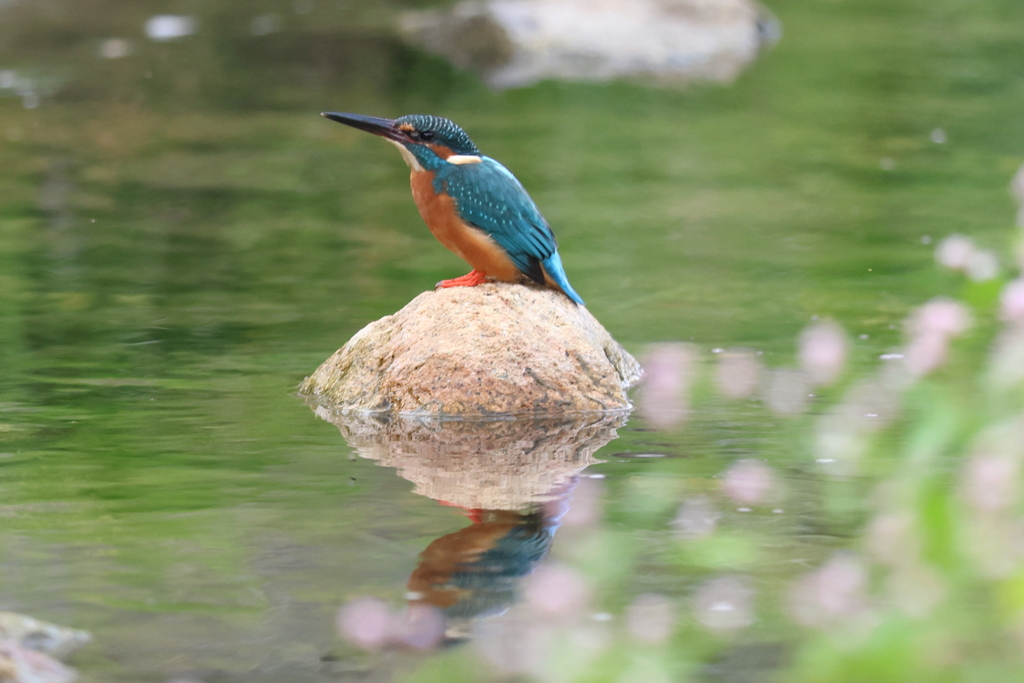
[2,0,1024,681]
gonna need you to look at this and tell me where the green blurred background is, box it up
[2,0,1024,681]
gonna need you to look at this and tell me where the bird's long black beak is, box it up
[321,112,410,143]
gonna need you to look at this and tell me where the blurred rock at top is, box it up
[400,0,780,89]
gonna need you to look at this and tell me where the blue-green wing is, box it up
[433,156,555,283]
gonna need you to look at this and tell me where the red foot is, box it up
[437,500,485,524]
[437,269,488,289]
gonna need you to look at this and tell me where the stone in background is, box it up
[400,0,781,89]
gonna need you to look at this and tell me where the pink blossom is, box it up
[715,349,761,399]
[1000,279,1024,323]
[966,249,999,281]
[336,597,394,650]
[672,496,718,540]
[693,577,754,632]
[799,320,847,386]
[788,553,868,628]
[391,603,446,649]
[903,331,948,377]
[906,297,971,339]
[626,594,676,644]
[720,460,775,506]
[963,454,1020,513]
[935,234,975,271]
[763,368,808,415]
[638,344,695,429]
[524,564,591,617]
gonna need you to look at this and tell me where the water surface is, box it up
[2,0,1024,681]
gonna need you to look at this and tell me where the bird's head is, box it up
[322,112,481,171]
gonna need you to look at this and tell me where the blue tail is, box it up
[541,252,585,306]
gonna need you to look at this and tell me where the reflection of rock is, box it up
[399,0,780,89]
[300,283,642,417]
[315,408,625,510]
[315,409,625,638]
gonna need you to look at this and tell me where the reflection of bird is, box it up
[322,112,584,305]
[407,509,556,620]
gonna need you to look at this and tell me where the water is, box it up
[2,0,1024,681]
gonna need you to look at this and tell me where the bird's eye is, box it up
[419,130,435,141]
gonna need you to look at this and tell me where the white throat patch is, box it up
[387,139,424,172]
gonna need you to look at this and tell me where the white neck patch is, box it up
[447,155,482,165]
[387,139,424,172]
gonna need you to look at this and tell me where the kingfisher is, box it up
[322,112,585,305]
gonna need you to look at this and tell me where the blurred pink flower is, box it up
[906,297,972,339]
[866,512,918,567]
[671,496,718,540]
[902,298,972,378]
[626,594,676,644]
[693,576,754,633]
[715,349,762,399]
[561,476,604,528]
[963,454,1020,514]
[788,553,868,629]
[720,460,775,506]
[966,249,1000,281]
[1000,279,1024,324]
[813,413,867,475]
[638,344,696,429]
[763,368,808,415]
[903,331,948,377]
[336,597,394,650]
[799,320,848,386]
[840,378,900,428]
[524,564,591,617]
[392,603,446,649]
[473,611,535,676]
[962,515,1024,579]
[935,234,975,271]
[989,327,1024,389]
[885,564,945,618]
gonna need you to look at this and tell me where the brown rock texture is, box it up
[300,283,643,416]
[0,612,89,683]
[315,409,625,510]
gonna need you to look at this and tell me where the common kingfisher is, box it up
[322,112,585,305]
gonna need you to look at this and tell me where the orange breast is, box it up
[407,514,523,609]
[410,171,521,282]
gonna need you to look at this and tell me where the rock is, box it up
[314,409,625,509]
[0,640,78,683]
[399,0,780,90]
[1011,162,1024,228]
[300,283,642,417]
[0,614,89,662]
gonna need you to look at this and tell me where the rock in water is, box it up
[0,641,78,683]
[399,0,780,90]
[0,613,90,661]
[0,612,90,683]
[300,283,642,416]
